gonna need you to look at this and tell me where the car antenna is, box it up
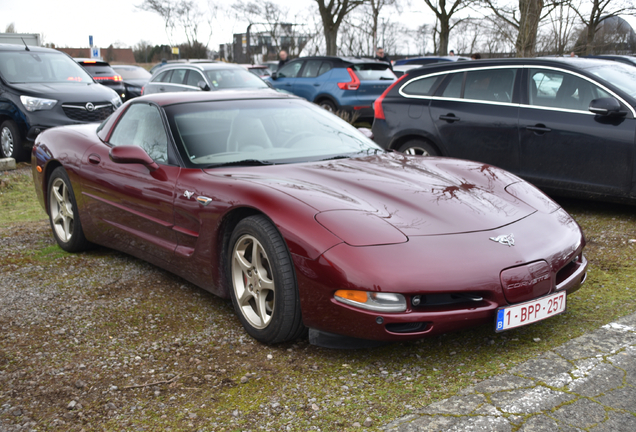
[21,38,30,51]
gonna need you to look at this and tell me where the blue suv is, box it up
[265,56,396,119]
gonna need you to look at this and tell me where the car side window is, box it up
[529,69,611,111]
[155,70,172,83]
[186,70,205,87]
[169,69,187,84]
[441,72,464,98]
[464,69,516,102]
[109,103,169,163]
[277,61,302,78]
[318,62,333,76]
[301,60,322,78]
[401,75,444,96]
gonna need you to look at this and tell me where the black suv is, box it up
[372,57,636,203]
[0,44,122,160]
[75,59,126,101]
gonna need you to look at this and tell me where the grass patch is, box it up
[0,166,47,226]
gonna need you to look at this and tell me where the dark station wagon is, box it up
[372,58,636,203]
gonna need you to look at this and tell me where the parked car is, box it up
[32,90,587,347]
[142,63,270,95]
[584,54,636,67]
[75,59,126,101]
[260,60,280,73]
[372,57,636,203]
[265,56,396,118]
[149,59,215,75]
[111,64,152,100]
[393,64,421,78]
[0,44,122,160]
[239,64,272,77]
[394,56,470,66]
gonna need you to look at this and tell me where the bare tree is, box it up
[482,0,564,57]
[314,0,365,55]
[5,23,16,33]
[539,2,579,55]
[137,0,215,56]
[568,0,636,55]
[421,0,475,55]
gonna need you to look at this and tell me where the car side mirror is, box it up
[198,80,210,91]
[357,127,374,140]
[589,97,626,117]
[271,72,278,80]
[109,145,159,171]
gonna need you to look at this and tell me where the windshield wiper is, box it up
[318,149,383,162]
[206,159,274,168]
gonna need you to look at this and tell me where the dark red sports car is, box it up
[32,90,588,347]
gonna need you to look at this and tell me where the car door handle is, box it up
[526,125,552,134]
[439,114,460,122]
[88,154,101,165]
[313,83,320,86]
[159,87,165,92]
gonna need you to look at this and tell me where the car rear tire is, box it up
[228,215,305,344]
[0,120,27,161]
[48,167,91,253]
[317,99,337,113]
[397,139,439,156]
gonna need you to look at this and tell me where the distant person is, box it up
[375,47,392,70]
[449,50,455,56]
[570,52,577,57]
[471,53,481,60]
[278,50,289,69]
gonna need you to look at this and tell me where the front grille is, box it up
[62,102,115,122]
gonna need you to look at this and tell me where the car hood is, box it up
[207,152,538,237]
[9,82,117,101]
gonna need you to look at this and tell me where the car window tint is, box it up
[185,70,205,87]
[169,69,187,84]
[464,69,516,102]
[529,69,611,111]
[277,61,302,78]
[301,60,322,78]
[402,75,443,96]
[351,63,395,81]
[442,72,463,98]
[155,70,172,83]
[318,62,332,76]
[204,68,268,89]
[109,103,168,163]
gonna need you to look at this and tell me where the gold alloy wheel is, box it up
[231,234,276,329]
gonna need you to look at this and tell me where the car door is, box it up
[292,60,332,102]
[80,102,180,263]
[429,66,521,173]
[518,67,636,196]
[270,60,303,92]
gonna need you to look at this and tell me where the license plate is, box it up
[495,291,566,332]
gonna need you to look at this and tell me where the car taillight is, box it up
[373,74,408,120]
[141,86,144,96]
[94,75,123,82]
[337,68,361,90]
[114,75,123,82]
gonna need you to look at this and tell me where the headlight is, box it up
[20,95,57,112]
[110,95,122,108]
[334,290,407,312]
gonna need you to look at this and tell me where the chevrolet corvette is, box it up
[32,90,587,347]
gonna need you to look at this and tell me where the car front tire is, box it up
[317,99,337,112]
[398,139,439,156]
[228,215,305,344]
[0,120,27,161]
[48,167,91,252]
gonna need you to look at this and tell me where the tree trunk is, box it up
[324,27,339,55]
[438,18,450,55]
[516,0,543,57]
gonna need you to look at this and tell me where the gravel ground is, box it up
[1,165,636,431]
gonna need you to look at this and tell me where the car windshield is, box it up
[204,68,269,90]
[165,98,380,168]
[0,51,94,84]
[113,67,151,80]
[351,64,396,81]
[585,62,636,98]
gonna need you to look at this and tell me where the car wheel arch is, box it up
[314,96,338,111]
[43,160,64,214]
[392,135,442,156]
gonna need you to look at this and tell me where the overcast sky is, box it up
[2,1,635,54]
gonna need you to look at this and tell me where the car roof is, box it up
[0,43,59,53]
[131,88,299,107]
[289,55,392,66]
[156,62,243,72]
